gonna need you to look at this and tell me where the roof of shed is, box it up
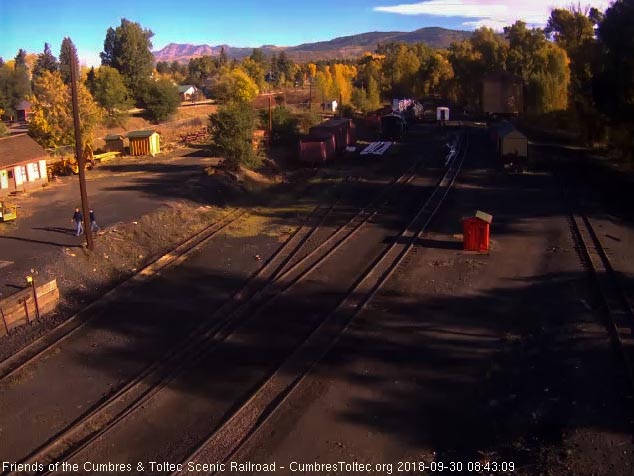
[0,134,48,169]
[178,85,196,93]
[127,130,159,139]
[500,129,527,140]
[498,126,527,139]
[105,134,125,140]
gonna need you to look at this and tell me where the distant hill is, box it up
[153,27,472,63]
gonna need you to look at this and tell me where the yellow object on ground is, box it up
[0,201,17,222]
[93,151,121,163]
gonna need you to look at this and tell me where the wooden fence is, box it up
[0,279,59,336]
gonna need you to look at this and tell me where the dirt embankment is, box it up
[0,199,232,361]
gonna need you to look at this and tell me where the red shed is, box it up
[462,211,493,253]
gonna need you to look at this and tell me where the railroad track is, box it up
[568,201,634,391]
[171,129,470,476]
[9,148,430,476]
[0,207,248,383]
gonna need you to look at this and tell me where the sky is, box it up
[0,0,613,67]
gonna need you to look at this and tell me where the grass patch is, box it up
[221,212,294,239]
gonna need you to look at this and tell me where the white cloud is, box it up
[373,0,611,29]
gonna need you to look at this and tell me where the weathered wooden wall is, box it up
[0,279,59,336]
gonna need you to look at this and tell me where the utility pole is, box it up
[70,50,94,250]
[308,78,312,110]
[268,94,272,137]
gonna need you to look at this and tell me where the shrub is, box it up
[297,110,322,134]
[209,101,259,170]
[339,104,355,118]
[260,106,298,144]
[142,78,180,123]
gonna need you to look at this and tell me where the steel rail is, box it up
[173,130,470,476]
[568,203,634,392]
[0,207,247,383]
[14,153,427,476]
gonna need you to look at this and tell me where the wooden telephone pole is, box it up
[70,50,94,250]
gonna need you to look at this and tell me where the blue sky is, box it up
[0,0,612,66]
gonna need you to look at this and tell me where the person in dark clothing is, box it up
[89,209,100,232]
[72,207,83,236]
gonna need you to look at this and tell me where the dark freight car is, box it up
[381,113,407,141]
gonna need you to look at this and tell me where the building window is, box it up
[29,162,40,180]
[8,171,13,179]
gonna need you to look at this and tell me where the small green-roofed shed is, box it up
[104,134,125,153]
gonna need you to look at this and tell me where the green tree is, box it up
[218,47,229,68]
[0,61,31,118]
[419,51,454,97]
[142,78,180,123]
[260,105,298,144]
[594,0,634,159]
[59,37,79,84]
[14,49,27,69]
[28,70,102,147]
[250,48,266,64]
[504,21,569,113]
[187,55,218,88]
[100,18,155,102]
[351,87,367,111]
[448,28,508,107]
[366,75,381,110]
[275,51,294,86]
[92,66,132,115]
[547,7,605,142]
[209,101,258,170]
[156,61,170,75]
[33,43,59,78]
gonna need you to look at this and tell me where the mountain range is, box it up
[153,27,472,63]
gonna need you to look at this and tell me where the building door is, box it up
[0,170,8,190]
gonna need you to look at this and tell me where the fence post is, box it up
[27,276,41,321]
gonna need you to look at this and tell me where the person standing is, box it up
[89,209,100,232]
[72,207,83,236]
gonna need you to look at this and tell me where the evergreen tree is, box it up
[100,18,155,102]
[59,37,79,84]
[218,47,229,68]
[14,49,27,69]
[250,48,266,64]
[33,43,59,78]
[86,66,96,94]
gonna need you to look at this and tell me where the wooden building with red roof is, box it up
[0,134,49,195]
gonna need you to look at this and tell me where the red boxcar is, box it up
[299,131,336,164]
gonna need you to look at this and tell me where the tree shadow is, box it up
[0,234,81,248]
